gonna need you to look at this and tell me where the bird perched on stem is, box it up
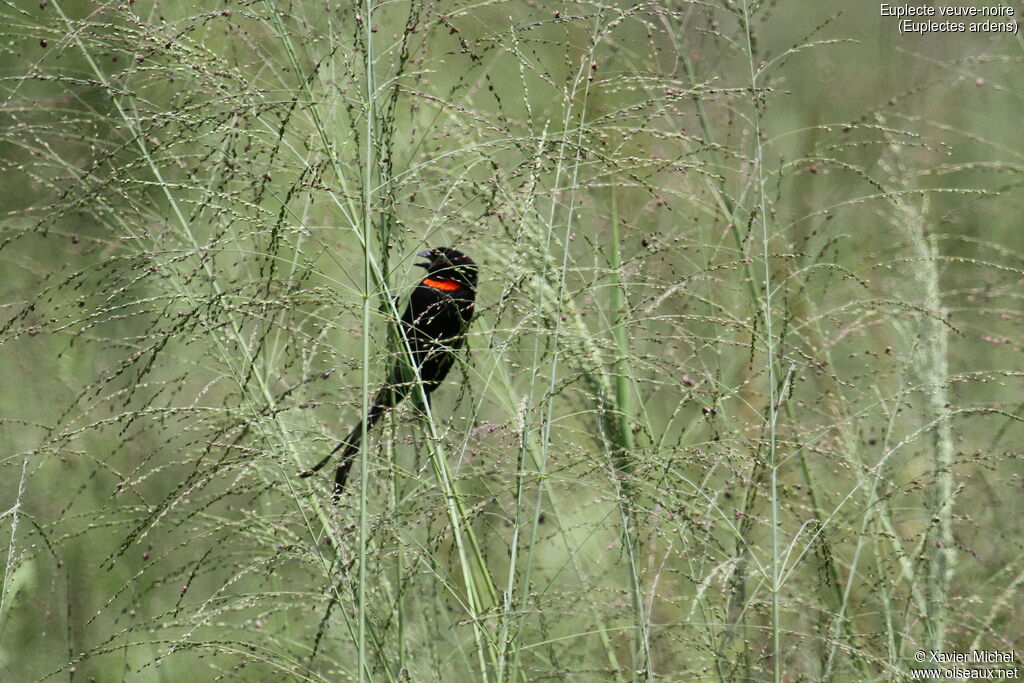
[300,247,478,497]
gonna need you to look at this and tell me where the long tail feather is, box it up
[299,388,395,497]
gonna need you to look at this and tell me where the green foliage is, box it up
[1,0,1022,680]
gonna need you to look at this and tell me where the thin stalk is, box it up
[740,0,782,678]
[609,191,650,678]
[356,0,376,676]
[497,400,530,683]
[608,192,636,463]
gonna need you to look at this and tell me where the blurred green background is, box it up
[1,0,1022,680]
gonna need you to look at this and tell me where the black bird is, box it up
[301,247,478,496]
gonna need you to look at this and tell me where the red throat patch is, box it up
[422,278,462,292]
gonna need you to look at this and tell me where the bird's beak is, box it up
[415,250,433,269]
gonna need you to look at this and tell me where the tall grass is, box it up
[1,0,1022,680]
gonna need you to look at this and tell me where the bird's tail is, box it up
[327,422,363,496]
[299,389,393,496]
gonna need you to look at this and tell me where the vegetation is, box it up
[1,0,1021,680]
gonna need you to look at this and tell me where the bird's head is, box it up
[416,247,478,290]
